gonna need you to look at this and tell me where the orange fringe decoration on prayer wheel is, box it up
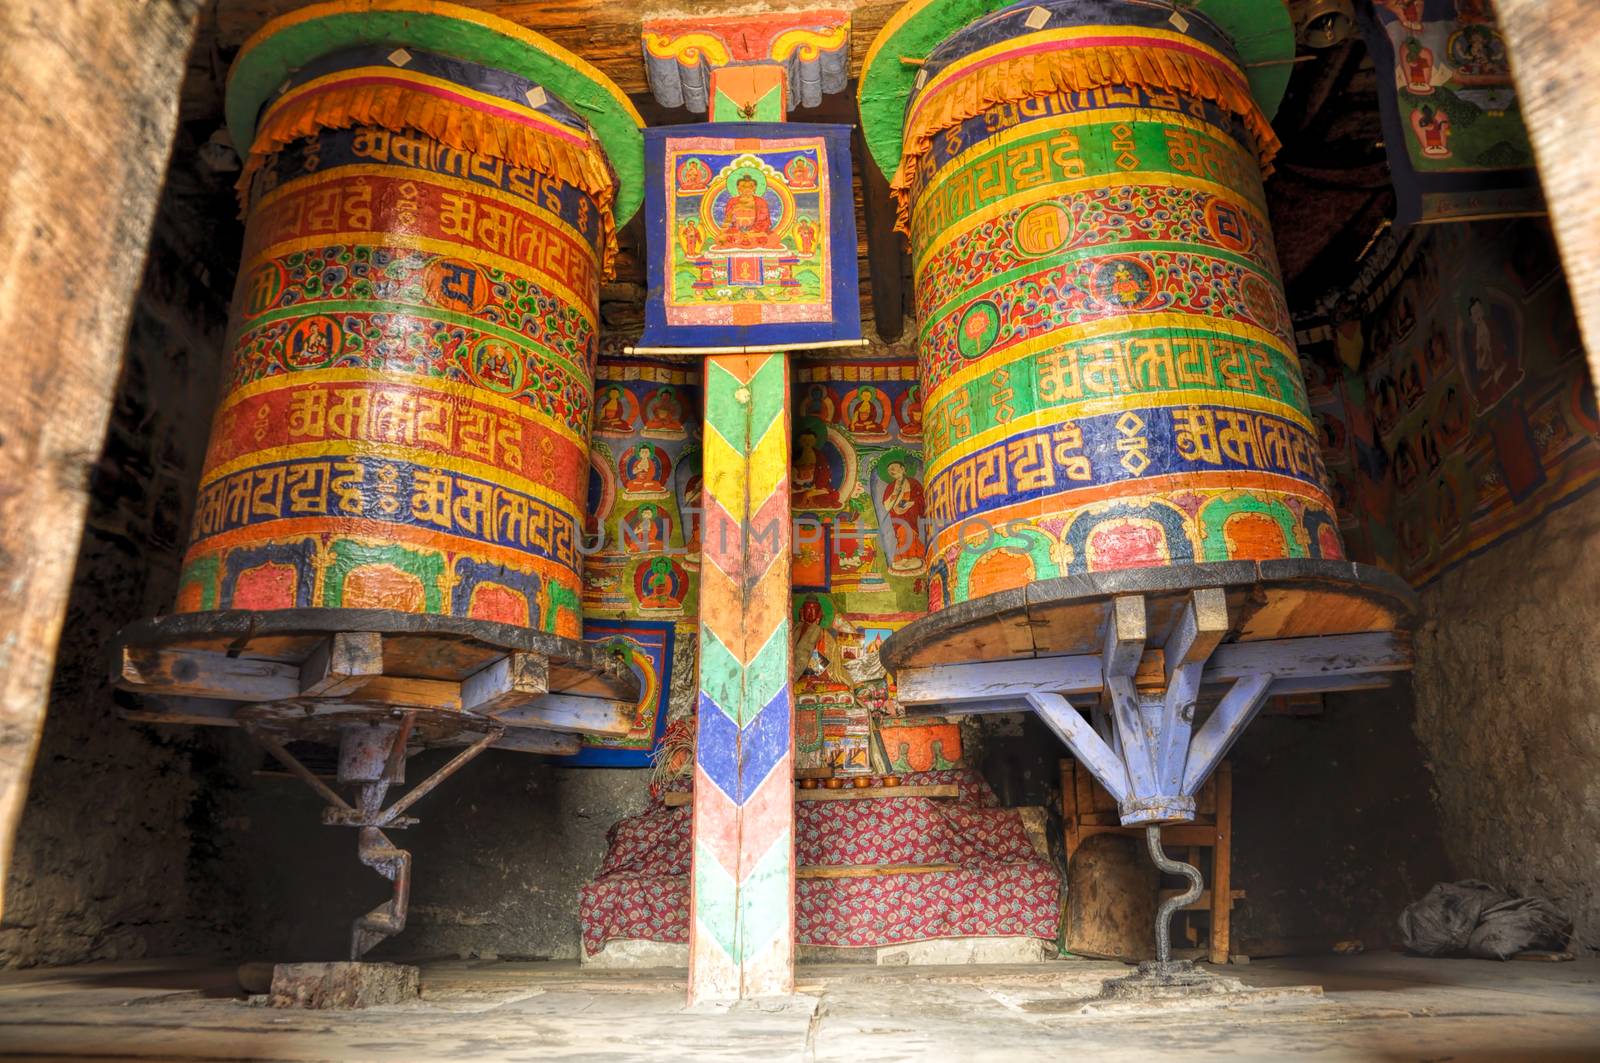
[889,41,1283,234]
[236,79,622,274]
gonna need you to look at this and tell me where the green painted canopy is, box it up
[227,0,646,224]
[857,0,1296,180]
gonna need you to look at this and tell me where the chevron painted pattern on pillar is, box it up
[690,352,795,1003]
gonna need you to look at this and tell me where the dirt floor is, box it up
[0,952,1593,1061]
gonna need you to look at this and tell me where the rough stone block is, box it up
[270,962,420,1009]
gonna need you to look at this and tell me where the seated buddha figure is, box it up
[715,175,782,251]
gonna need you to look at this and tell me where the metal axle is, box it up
[1146,825,1205,967]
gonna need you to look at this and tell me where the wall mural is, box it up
[1361,0,1544,225]
[788,354,954,777]
[1304,219,1595,584]
[568,355,702,765]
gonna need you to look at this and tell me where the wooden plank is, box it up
[350,676,461,711]
[0,0,198,911]
[895,654,1103,705]
[1027,693,1129,804]
[1446,0,1600,403]
[1184,674,1273,794]
[298,633,383,697]
[797,863,958,879]
[855,123,904,341]
[1159,887,1245,913]
[1210,762,1234,965]
[116,697,240,728]
[438,726,579,756]
[1207,632,1411,681]
[1078,823,1218,847]
[1102,595,1146,678]
[460,652,549,714]
[1164,588,1229,679]
[495,693,634,737]
[117,647,300,702]
[797,784,960,802]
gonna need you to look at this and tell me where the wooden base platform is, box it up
[881,560,1416,672]
[111,608,642,756]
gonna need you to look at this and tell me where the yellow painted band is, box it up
[925,310,1294,398]
[214,367,589,449]
[248,161,598,259]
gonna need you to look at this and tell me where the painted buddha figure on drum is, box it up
[890,0,1344,610]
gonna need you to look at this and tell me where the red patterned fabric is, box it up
[579,769,1061,955]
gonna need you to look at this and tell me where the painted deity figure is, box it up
[596,385,632,434]
[792,427,839,508]
[881,460,926,573]
[716,175,781,250]
[795,216,817,256]
[680,218,704,258]
[1411,105,1452,157]
[1403,39,1435,93]
[622,443,669,493]
[643,386,684,433]
[849,389,885,435]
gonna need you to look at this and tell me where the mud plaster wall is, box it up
[1413,486,1600,952]
[1226,686,1453,953]
[0,197,234,967]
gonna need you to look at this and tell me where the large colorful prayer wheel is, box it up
[176,2,644,638]
[863,0,1340,611]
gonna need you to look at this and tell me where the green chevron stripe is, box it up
[698,628,744,725]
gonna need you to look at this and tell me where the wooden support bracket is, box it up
[460,652,550,715]
[299,633,383,697]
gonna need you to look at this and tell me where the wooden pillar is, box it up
[691,353,794,1002]
[0,0,200,908]
[1499,1,1600,397]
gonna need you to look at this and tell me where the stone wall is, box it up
[1413,488,1600,952]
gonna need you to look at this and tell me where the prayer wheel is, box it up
[176,35,630,637]
[874,0,1343,611]
[111,2,645,964]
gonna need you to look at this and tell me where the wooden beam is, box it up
[892,632,1409,708]
[118,647,300,702]
[1102,595,1146,678]
[0,0,200,904]
[460,652,549,715]
[1184,674,1273,795]
[1026,693,1129,804]
[855,123,904,341]
[1209,763,1235,964]
[439,726,579,756]
[495,693,634,737]
[1498,0,1600,396]
[116,697,239,728]
[299,633,383,697]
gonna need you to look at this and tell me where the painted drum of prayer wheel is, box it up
[176,46,617,638]
[905,0,1345,611]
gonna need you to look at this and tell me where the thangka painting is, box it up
[640,123,861,349]
[789,354,938,776]
[563,620,676,767]
[1361,0,1544,225]
[1304,219,1595,585]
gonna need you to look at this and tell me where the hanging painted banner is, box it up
[1360,0,1544,226]
[640,123,861,349]
[563,619,677,766]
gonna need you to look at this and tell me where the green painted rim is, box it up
[857,0,1295,180]
[227,6,646,224]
